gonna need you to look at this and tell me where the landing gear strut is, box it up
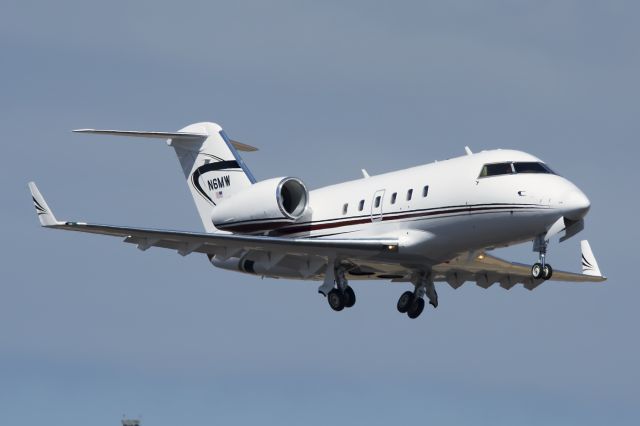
[397,270,437,319]
[321,264,356,312]
[532,236,553,280]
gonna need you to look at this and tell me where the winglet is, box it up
[581,240,604,278]
[28,182,61,226]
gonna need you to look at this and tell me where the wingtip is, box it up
[580,239,604,278]
[28,182,60,227]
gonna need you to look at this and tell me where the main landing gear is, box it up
[397,270,438,319]
[320,264,357,312]
[327,286,356,311]
[531,236,553,280]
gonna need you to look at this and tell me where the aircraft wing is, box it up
[28,182,397,258]
[432,244,606,291]
[29,182,605,289]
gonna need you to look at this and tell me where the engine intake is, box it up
[277,178,308,219]
[211,177,308,232]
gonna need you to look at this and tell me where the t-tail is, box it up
[73,122,258,232]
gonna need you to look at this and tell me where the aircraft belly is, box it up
[212,253,413,282]
[421,209,557,256]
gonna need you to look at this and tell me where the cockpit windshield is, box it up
[512,162,555,174]
[478,162,555,178]
[479,162,513,177]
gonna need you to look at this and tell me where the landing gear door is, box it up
[371,190,385,222]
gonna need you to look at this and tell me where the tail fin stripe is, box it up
[191,160,243,205]
[196,160,240,172]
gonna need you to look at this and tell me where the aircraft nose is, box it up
[563,189,591,220]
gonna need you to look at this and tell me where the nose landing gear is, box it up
[531,236,553,280]
[531,262,553,280]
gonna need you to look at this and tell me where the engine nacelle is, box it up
[211,177,308,232]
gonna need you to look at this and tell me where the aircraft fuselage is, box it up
[262,149,588,263]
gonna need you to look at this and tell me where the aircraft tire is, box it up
[328,289,345,311]
[531,263,543,279]
[407,297,425,319]
[397,291,414,313]
[543,264,553,280]
[343,286,356,308]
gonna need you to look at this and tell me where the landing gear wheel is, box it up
[407,297,425,319]
[343,286,356,308]
[531,263,543,280]
[542,264,553,280]
[327,289,345,311]
[397,291,414,313]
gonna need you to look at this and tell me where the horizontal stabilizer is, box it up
[73,129,258,151]
[73,129,207,140]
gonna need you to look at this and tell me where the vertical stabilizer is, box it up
[171,122,256,232]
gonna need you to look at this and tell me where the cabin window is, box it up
[479,162,514,178]
[342,203,348,215]
[391,192,397,204]
[407,189,413,201]
[374,196,381,208]
[358,200,365,211]
[513,162,555,174]
[422,185,429,197]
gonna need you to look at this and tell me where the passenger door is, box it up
[371,190,385,222]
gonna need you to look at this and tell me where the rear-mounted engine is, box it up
[211,177,308,233]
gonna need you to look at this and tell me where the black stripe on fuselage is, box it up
[219,203,548,234]
[219,203,546,228]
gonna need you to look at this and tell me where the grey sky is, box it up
[2,1,639,425]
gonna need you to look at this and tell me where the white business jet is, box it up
[29,122,605,319]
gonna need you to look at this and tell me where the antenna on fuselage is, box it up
[464,146,473,155]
